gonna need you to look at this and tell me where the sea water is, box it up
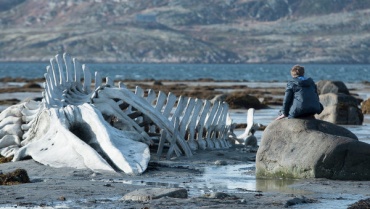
[0,62,369,82]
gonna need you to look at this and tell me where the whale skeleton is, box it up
[0,53,254,175]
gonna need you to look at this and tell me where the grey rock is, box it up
[256,118,370,180]
[284,196,315,208]
[317,93,363,125]
[120,188,188,202]
[316,80,350,95]
[245,135,257,147]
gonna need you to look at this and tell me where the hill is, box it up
[0,0,370,63]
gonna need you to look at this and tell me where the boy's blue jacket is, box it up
[281,77,323,118]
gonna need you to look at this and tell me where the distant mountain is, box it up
[1,0,370,63]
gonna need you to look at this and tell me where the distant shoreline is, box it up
[1,63,369,83]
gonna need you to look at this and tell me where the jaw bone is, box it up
[0,53,235,175]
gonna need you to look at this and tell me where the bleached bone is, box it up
[185,98,203,150]
[195,100,211,150]
[203,101,221,149]
[237,108,258,145]
[109,84,233,154]
[13,105,149,174]
[0,53,237,174]
[90,74,234,156]
[93,87,193,157]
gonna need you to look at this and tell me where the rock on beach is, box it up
[256,118,370,180]
[121,188,188,201]
[316,80,350,95]
[316,80,364,125]
[317,93,363,125]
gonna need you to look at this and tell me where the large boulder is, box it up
[316,93,363,125]
[315,80,363,124]
[256,118,370,180]
[316,80,350,95]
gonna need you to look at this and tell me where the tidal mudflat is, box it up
[0,80,369,209]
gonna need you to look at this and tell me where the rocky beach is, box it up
[0,78,369,208]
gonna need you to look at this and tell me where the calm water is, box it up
[0,62,369,82]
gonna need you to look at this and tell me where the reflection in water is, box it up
[119,179,181,188]
[255,178,307,194]
[198,164,307,195]
[108,164,307,197]
[193,164,256,195]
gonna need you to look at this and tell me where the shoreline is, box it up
[0,80,369,208]
[0,79,369,108]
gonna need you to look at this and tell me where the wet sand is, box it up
[0,79,370,208]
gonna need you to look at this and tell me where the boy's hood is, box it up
[291,77,314,87]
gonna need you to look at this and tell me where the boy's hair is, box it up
[291,65,305,77]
